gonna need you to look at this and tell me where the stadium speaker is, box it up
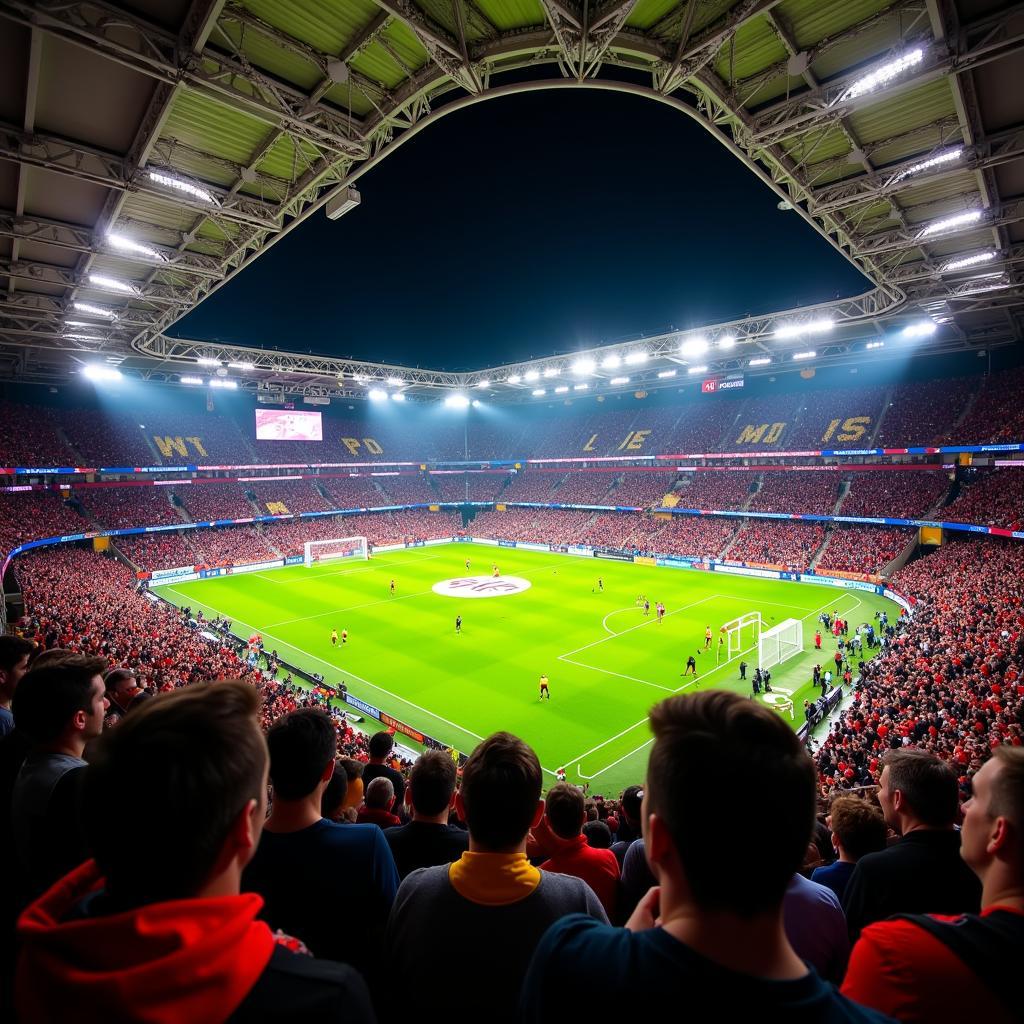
[326,186,362,221]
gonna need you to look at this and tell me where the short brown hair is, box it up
[646,690,816,916]
[882,748,958,827]
[829,795,887,860]
[409,750,457,816]
[989,747,1024,846]
[546,783,584,839]
[460,732,541,851]
[84,680,267,905]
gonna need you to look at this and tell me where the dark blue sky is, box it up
[170,88,869,371]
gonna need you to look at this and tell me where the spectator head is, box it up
[0,635,34,703]
[545,783,585,840]
[620,784,643,827]
[320,765,348,821]
[643,690,816,917]
[406,750,457,818]
[266,709,337,801]
[104,667,138,709]
[28,648,76,670]
[11,655,108,749]
[879,749,959,831]
[582,819,613,849]
[961,747,1024,886]
[455,732,543,853]
[337,757,364,810]
[368,731,394,760]
[828,796,887,861]
[365,776,395,811]
[84,680,267,906]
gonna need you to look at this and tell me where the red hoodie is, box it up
[18,860,275,1024]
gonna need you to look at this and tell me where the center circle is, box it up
[431,575,533,598]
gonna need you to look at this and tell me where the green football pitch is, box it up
[154,543,898,794]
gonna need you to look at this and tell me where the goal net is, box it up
[759,618,803,670]
[722,612,762,660]
[304,535,369,568]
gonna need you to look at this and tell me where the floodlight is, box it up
[524,370,540,382]
[391,392,406,402]
[942,251,997,272]
[748,357,772,366]
[471,399,482,408]
[657,369,677,379]
[601,355,621,369]
[891,147,962,184]
[89,274,137,295]
[107,233,162,259]
[624,351,647,365]
[386,376,404,386]
[229,361,255,370]
[609,376,629,385]
[865,341,885,350]
[532,388,546,397]
[180,376,204,385]
[717,334,737,349]
[917,210,982,238]
[82,365,122,382]
[507,374,522,384]
[62,333,105,342]
[572,358,596,375]
[901,321,937,339]
[543,367,559,378]
[148,170,215,204]
[573,383,589,391]
[209,379,238,389]
[197,357,220,366]
[554,385,569,394]
[774,318,833,340]
[477,379,490,389]
[840,48,923,102]
[687,365,708,375]
[792,350,816,361]
[368,388,388,401]
[444,394,470,409]
[72,302,117,319]
[680,336,708,357]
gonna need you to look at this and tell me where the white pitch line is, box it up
[601,607,641,635]
[559,656,675,693]
[578,738,654,781]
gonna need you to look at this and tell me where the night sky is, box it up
[170,88,869,371]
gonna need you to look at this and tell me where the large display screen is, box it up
[254,409,323,441]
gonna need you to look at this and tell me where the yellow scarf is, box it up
[448,851,541,906]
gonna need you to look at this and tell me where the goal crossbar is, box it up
[722,611,762,660]
[759,617,803,670]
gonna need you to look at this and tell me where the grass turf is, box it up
[154,543,898,794]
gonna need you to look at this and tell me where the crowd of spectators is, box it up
[551,472,615,504]
[431,473,511,503]
[55,408,155,466]
[114,532,201,571]
[191,525,277,566]
[322,476,393,508]
[0,492,86,558]
[0,402,73,466]
[787,386,887,449]
[841,471,950,519]
[751,471,843,515]
[469,508,594,545]
[176,483,259,522]
[610,472,678,508]
[941,468,1024,530]
[501,472,562,502]
[674,470,758,510]
[247,480,336,515]
[725,520,827,569]
[726,393,801,450]
[376,475,439,505]
[942,365,1024,445]
[650,515,738,558]
[815,526,914,575]
[875,378,974,448]
[661,401,738,453]
[76,486,183,530]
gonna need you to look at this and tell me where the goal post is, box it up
[722,612,762,660]
[759,618,803,671]
[304,535,369,568]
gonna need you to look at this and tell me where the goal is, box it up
[759,618,803,670]
[304,535,369,568]
[722,611,762,660]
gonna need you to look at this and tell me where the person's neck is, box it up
[265,794,322,833]
[369,757,386,765]
[981,873,1024,913]
[659,902,807,980]
[40,734,85,760]
[467,837,527,855]
[899,817,952,836]
[412,810,451,826]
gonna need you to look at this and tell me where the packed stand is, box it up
[377,475,439,504]
[875,377,975,447]
[114,532,201,571]
[725,520,826,569]
[941,468,1024,530]
[576,513,662,552]
[469,508,594,545]
[247,480,336,515]
[673,470,758,510]
[430,472,511,502]
[138,411,255,464]
[815,526,914,575]
[176,483,258,522]
[610,472,677,508]
[750,471,843,515]
[663,399,738,453]
[726,393,801,450]
[191,525,277,566]
[551,472,615,504]
[0,491,87,558]
[55,408,155,466]
[942,366,1024,444]
[322,476,395,508]
[0,402,74,467]
[529,409,638,458]
[653,514,738,558]
[76,485,184,530]
[500,471,560,502]
[786,386,887,449]
[841,470,950,519]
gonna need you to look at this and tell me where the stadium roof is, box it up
[1,0,1022,402]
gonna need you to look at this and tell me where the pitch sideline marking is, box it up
[601,607,643,635]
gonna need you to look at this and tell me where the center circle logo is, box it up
[431,575,532,598]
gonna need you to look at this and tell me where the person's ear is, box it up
[989,815,1011,856]
[530,798,545,830]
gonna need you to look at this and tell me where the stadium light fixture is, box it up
[148,170,216,204]
[532,388,546,397]
[106,232,162,260]
[507,374,522,384]
[687,365,708,375]
[208,378,238,389]
[368,388,388,402]
[62,332,105,342]
[942,250,997,272]
[917,210,982,238]
[444,394,470,409]
[572,358,596,375]
[891,147,962,185]
[901,321,937,339]
[197,357,220,366]
[679,336,708,358]
[601,354,622,369]
[748,357,772,367]
[865,341,885,351]
[228,361,255,371]
[717,334,737,350]
[72,301,117,319]
[82,365,122,382]
[792,350,816,361]
[554,385,569,394]
[63,320,99,328]
[573,383,589,391]
[476,379,490,389]
[657,369,677,379]
[543,367,559,378]
[958,274,1010,295]
[524,370,540,382]
[609,376,630,386]
[391,392,406,402]
[88,273,137,295]
[180,375,204,385]
[624,351,648,365]
[386,376,404,386]
[471,399,482,408]
[839,47,923,102]
[774,318,833,340]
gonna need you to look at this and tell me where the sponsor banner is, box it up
[200,567,227,579]
[223,559,284,576]
[808,567,881,584]
[713,563,784,581]
[285,554,305,566]
[549,544,569,554]
[431,576,533,598]
[594,549,635,562]
[565,545,595,557]
[719,377,745,391]
[634,555,656,566]
[701,378,718,393]
[150,564,199,582]
[883,587,915,612]
[345,693,382,720]
[498,539,517,548]
[153,571,201,584]
[798,573,881,594]
[381,712,425,744]
[517,542,549,552]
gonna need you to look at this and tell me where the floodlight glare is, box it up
[554,385,569,394]
[391,392,406,402]
[573,383,589,391]
[601,355,621,369]
[62,333,105,342]
[476,379,490,389]
[82,365,122,382]
[228,361,255,370]
[532,388,546,397]
[942,250,997,272]
[840,47,923,102]
[572,358,596,375]
[686,365,708,375]
[368,388,388,401]
[543,367,558,378]
[717,334,737,349]
[73,302,117,319]
[901,321,937,339]
[609,376,630,385]
[107,233,162,260]
[180,376,204,385]
[917,210,982,238]
[197,357,220,366]
[657,369,677,379]
[865,341,885,350]
[444,393,470,409]
[471,399,482,408]
[524,370,540,382]
[774,318,833,340]
[748,357,772,367]
[386,376,404,386]
[148,170,216,204]
[891,147,962,184]
[507,374,522,384]
[624,351,647,365]
[680,336,708,357]
[792,350,817,361]
[208,379,238,389]
[89,273,137,295]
